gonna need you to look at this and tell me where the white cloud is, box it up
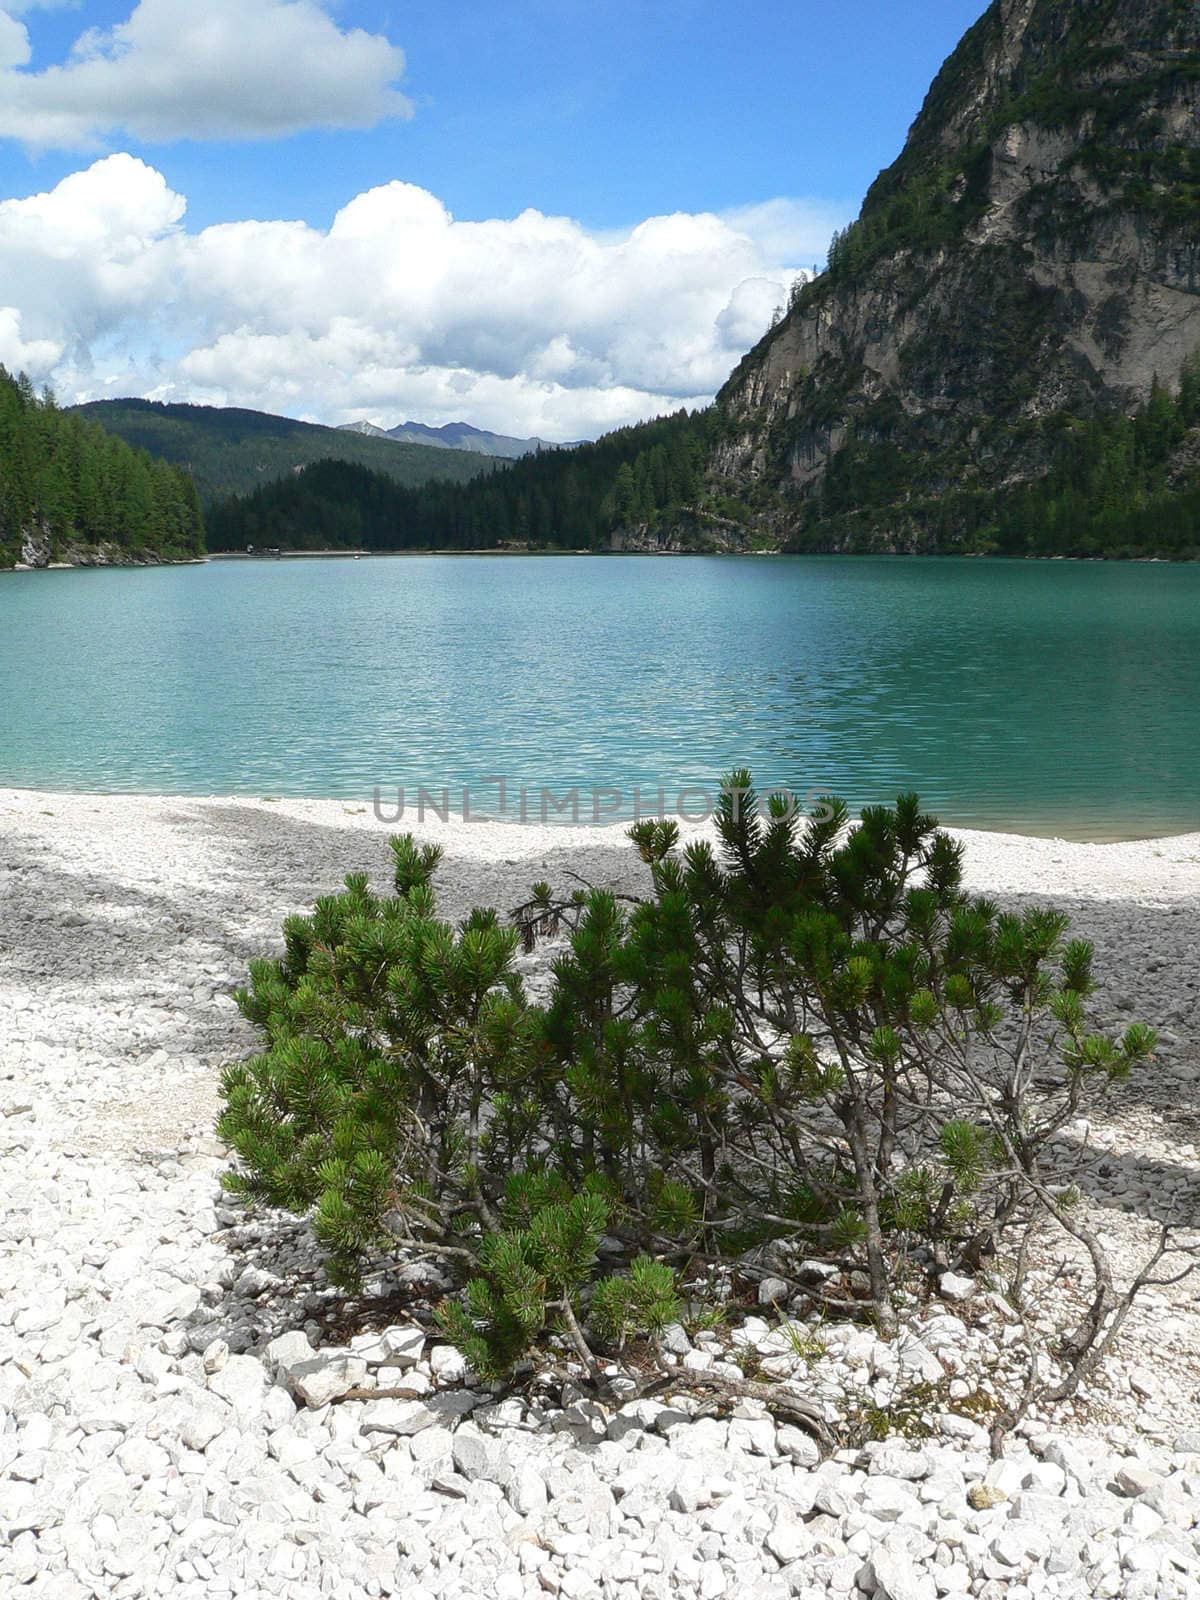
[0,157,848,440]
[716,278,792,351]
[0,306,62,371]
[0,155,184,371]
[0,0,410,148]
[720,199,847,269]
[0,10,30,69]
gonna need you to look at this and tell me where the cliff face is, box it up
[716,0,1200,546]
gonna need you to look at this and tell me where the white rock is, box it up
[207,1353,269,1417]
[731,1315,770,1347]
[175,1399,230,1450]
[453,1428,512,1485]
[776,1424,821,1467]
[869,1442,932,1481]
[765,1508,814,1564]
[860,1476,918,1522]
[360,1390,476,1435]
[813,1479,851,1519]
[864,1543,938,1600]
[938,1273,976,1303]
[1122,1541,1165,1574]
[660,1323,692,1356]
[115,1435,171,1479]
[100,1247,142,1287]
[1127,1366,1159,1400]
[1113,1463,1162,1498]
[727,1416,775,1456]
[288,1352,368,1408]
[429,1344,467,1383]
[202,1338,229,1374]
[381,1325,427,1367]
[757,1277,789,1308]
[263,1330,313,1374]
[670,1469,733,1513]
[896,1338,943,1382]
[983,1458,1026,1498]
[507,1462,549,1516]
[14,1292,65,1335]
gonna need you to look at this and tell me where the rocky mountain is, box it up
[714,0,1200,549]
[339,420,393,441]
[339,418,579,459]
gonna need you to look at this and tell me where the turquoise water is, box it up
[2,554,1198,839]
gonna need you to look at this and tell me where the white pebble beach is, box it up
[3,788,1200,1600]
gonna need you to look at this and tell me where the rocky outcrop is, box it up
[609,510,750,554]
[13,534,189,570]
[714,0,1200,545]
[18,525,52,569]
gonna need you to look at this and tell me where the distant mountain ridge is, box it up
[204,410,715,553]
[71,399,494,504]
[339,418,583,459]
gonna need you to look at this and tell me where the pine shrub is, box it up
[218,775,1155,1381]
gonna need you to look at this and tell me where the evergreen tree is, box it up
[0,367,205,566]
[205,408,721,554]
[219,775,1155,1401]
[806,352,1200,559]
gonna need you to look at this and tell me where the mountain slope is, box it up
[72,400,494,505]
[205,410,718,552]
[339,418,580,459]
[1,371,204,568]
[714,0,1200,550]
[270,0,1200,560]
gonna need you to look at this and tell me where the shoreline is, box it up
[5,548,1198,572]
[2,555,205,573]
[190,548,1200,564]
[2,782,1199,849]
[4,789,1200,920]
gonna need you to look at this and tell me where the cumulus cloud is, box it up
[0,156,846,440]
[0,0,410,148]
[0,306,62,371]
[720,198,851,269]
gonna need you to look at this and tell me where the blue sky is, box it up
[0,0,986,435]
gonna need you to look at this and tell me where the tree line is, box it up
[791,353,1200,558]
[204,409,719,552]
[207,353,1200,561]
[35,352,1196,564]
[0,369,204,567]
[989,356,1200,556]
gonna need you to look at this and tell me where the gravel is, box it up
[2,788,1199,1598]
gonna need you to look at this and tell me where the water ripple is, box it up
[2,554,1199,839]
